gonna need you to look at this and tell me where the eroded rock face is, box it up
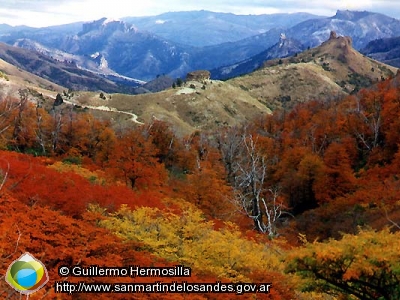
[337,36,353,55]
[186,70,211,82]
[327,31,353,52]
[344,36,353,47]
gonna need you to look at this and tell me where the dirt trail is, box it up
[63,100,144,124]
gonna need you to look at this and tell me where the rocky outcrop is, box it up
[338,36,353,55]
[186,70,211,82]
[326,31,353,53]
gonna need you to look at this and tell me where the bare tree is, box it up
[50,109,63,154]
[11,89,30,151]
[35,104,47,155]
[220,130,289,237]
[0,94,20,139]
[217,127,243,185]
[348,92,383,152]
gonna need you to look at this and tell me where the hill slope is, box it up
[229,31,398,110]
[67,78,271,137]
[0,57,63,98]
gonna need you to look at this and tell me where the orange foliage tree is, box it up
[107,129,168,190]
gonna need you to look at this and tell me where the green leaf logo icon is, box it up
[5,252,49,295]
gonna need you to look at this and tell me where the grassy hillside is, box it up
[62,79,271,137]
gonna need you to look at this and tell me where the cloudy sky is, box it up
[1,0,399,27]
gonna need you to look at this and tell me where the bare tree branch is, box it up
[0,158,10,192]
[383,205,400,230]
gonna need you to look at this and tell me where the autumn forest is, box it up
[1,73,400,299]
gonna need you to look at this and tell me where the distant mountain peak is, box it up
[79,17,136,36]
[333,10,371,21]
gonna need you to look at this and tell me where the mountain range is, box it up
[1,10,400,84]
[122,10,322,47]
[1,17,286,81]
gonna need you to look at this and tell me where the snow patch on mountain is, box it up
[91,52,100,59]
[102,18,121,25]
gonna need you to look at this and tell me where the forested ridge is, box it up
[1,73,400,299]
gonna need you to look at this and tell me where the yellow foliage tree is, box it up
[286,228,400,299]
[91,199,285,282]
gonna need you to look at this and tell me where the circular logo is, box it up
[5,252,49,295]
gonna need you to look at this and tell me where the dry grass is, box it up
[73,79,272,137]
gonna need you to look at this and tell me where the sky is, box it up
[1,0,399,27]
